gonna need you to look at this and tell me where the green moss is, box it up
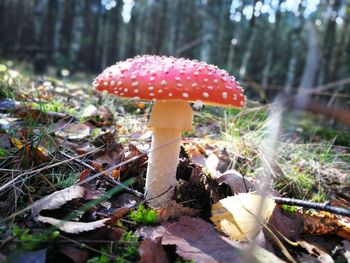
[0,147,8,158]
[12,226,59,251]
[281,204,298,213]
[129,204,157,225]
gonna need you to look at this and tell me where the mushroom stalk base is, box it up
[145,128,182,208]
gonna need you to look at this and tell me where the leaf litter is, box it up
[0,68,350,262]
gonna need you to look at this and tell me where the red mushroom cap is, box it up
[93,55,245,108]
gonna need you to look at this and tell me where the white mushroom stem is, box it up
[145,101,194,208]
[145,128,182,207]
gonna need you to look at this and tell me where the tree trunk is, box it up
[169,0,181,56]
[105,2,122,66]
[227,2,245,73]
[59,0,76,67]
[320,0,341,84]
[200,0,214,62]
[328,0,350,82]
[42,0,58,64]
[238,0,258,78]
[261,0,282,91]
[296,22,320,108]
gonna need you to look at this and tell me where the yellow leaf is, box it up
[10,137,24,150]
[210,193,276,241]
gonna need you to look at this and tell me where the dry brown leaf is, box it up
[157,200,198,222]
[215,169,256,193]
[302,212,342,235]
[32,185,85,216]
[55,123,91,140]
[160,216,285,263]
[139,238,170,263]
[268,206,303,241]
[210,193,276,241]
[161,216,243,263]
[137,225,170,263]
[37,215,109,233]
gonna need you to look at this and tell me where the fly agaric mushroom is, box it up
[93,55,245,208]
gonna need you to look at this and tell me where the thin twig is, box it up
[59,151,143,198]
[272,197,350,217]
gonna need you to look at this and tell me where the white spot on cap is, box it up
[148,86,154,90]
[204,78,208,82]
[233,94,237,100]
[124,88,128,92]
[117,81,123,86]
[158,89,162,93]
[168,93,173,97]
[202,92,209,98]
[103,81,108,86]
[192,83,198,88]
[180,69,185,74]
[150,76,155,81]
[208,86,213,90]
[160,80,167,86]
[177,83,183,87]
[182,92,189,98]
[110,80,115,86]
[134,89,139,93]
[150,93,155,97]
[175,77,181,81]
[222,92,228,99]
[186,76,191,80]
[131,75,137,80]
[213,79,219,83]
[194,71,199,76]
[132,81,139,87]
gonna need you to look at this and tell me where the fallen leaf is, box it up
[55,123,91,140]
[10,137,24,149]
[137,225,170,263]
[32,185,85,216]
[81,104,112,126]
[156,200,198,222]
[302,212,342,236]
[210,193,276,241]
[139,221,284,263]
[162,216,243,263]
[215,169,256,193]
[37,215,109,234]
[268,206,303,241]
[139,238,170,263]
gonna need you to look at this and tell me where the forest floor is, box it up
[0,62,350,263]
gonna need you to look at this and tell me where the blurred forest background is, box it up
[1,0,350,104]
